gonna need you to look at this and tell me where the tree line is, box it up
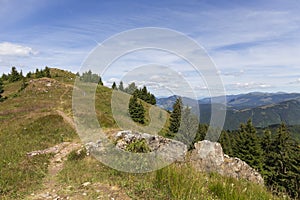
[168,97,300,199]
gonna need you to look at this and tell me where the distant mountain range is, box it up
[156,92,300,130]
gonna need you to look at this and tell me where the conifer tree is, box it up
[219,130,233,156]
[26,71,32,78]
[125,82,137,94]
[9,67,21,82]
[118,81,124,91]
[128,94,145,124]
[233,119,263,172]
[98,77,103,85]
[177,106,199,149]
[44,66,51,78]
[264,123,300,197]
[1,73,8,81]
[168,97,182,135]
[0,78,4,101]
[112,82,117,90]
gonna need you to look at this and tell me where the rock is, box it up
[114,130,187,162]
[82,181,91,187]
[190,140,264,185]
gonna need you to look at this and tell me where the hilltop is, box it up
[0,68,284,199]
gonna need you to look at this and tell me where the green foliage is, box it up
[67,148,87,161]
[126,138,151,153]
[262,123,300,198]
[26,71,32,78]
[132,85,156,105]
[233,119,264,172]
[18,78,28,92]
[0,78,4,101]
[128,94,145,124]
[222,121,300,199]
[79,70,101,83]
[1,73,8,81]
[176,107,199,149]
[118,81,124,91]
[8,67,23,82]
[0,114,76,198]
[219,130,233,156]
[168,97,182,135]
[112,81,117,90]
[124,82,138,94]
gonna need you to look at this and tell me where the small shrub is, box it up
[126,138,150,153]
[67,148,87,161]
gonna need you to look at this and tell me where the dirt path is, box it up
[27,142,81,200]
[25,83,131,199]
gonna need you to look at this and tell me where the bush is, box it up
[67,148,87,161]
[126,139,150,153]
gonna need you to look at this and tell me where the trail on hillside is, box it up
[25,83,131,199]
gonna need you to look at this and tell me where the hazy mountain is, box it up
[157,92,300,130]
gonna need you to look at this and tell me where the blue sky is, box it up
[0,0,300,96]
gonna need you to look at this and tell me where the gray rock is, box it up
[190,140,264,185]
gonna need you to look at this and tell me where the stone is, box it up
[114,130,187,162]
[190,140,264,185]
[82,181,91,187]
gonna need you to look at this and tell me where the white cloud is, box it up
[0,42,38,56]
[235,82,271,89]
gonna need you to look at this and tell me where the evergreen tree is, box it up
[177,106,199,149]
[233,119,263,172]
[98,77,103,85]
[128,94,145,124]
[112,82,117,90]
[168,97,182,135]
[19,78,28,92]
[44,66,51,78]
[0,78,4,101]
[263,124,300,198]
[118,81,124,91]
[9,67,21,82]
[125,82,137,94]
[1,73,8,81]
[219,130,233,156]
[35,68,43,78]
[26,71,32,78]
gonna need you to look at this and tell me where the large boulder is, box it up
[189,140,264,185]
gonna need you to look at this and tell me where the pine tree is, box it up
[177,106,199,149]
[112,82,117,90]
[19,78,28,92]
[0,78,4,101]
[9,67,21,82]
[26,71,32,78]
[44,66,51,78]
[125,82,137,94]
[98,77,103,85]
[233,119,263,172]
[1,73,8,81]
[118,81,124,91]
[264,123,300,197]
[128,94,145,124]
[168,97,182,135]
[219,130,233,156]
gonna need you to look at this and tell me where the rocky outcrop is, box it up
[86,131,264,185]
[114,130,187,162]
[189,140,264,185]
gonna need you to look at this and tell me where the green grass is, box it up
[0,72,283,199]
[58,156,281,200]
[0,114,77,199]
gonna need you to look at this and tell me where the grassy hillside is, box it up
[0,69,282,199]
